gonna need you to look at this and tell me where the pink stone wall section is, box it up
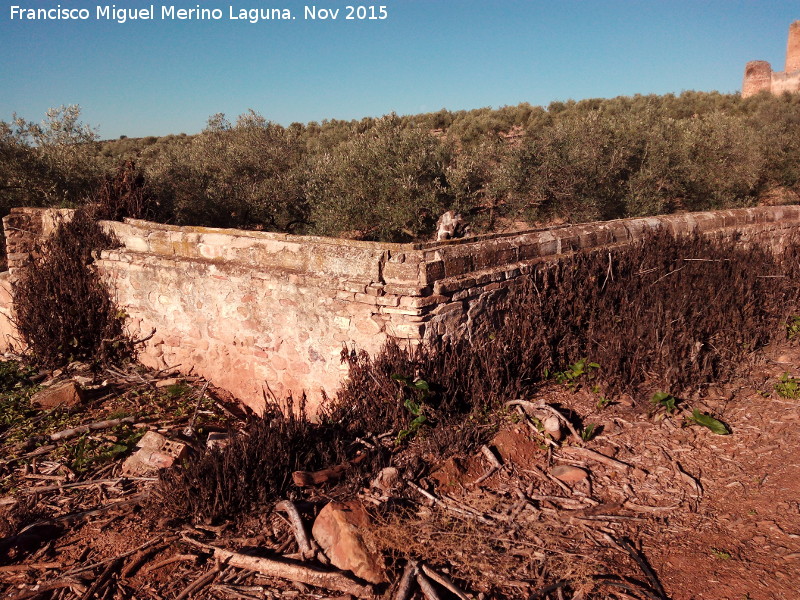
[2,206,800,414]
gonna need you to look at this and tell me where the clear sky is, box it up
[1,1,798,139]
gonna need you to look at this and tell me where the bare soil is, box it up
[2,342,799,599]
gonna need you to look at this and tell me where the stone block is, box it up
[382,261,419,283]
[312,500,387,584]
[121,431,189,476]
[31,381,83,410]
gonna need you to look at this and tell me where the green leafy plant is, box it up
[687,409,730,435]
[650,391,678,414]
[581,423,598,441]
[551,358,600,390]
[710,548,732,560]
[787,316,800,340]
[392,374,431,444]
[775,372,800,399]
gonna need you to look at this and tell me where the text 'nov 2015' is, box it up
[8,5,390,24]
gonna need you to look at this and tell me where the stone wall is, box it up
[3,205,800,413]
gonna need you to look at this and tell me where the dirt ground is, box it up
[2,341,800,599]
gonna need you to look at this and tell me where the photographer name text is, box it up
[9,4,388,24]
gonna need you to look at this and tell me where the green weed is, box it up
[687,409,730,435]
[549,358,600,390]
[650,391,678,414]
[581,423,598,441]
[392,374,431,444]
[787,316,800,340]
[775,372,800,399]
[710,548,732,560]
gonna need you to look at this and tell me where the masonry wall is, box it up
[742,21,800,98]
[3,206,800,414]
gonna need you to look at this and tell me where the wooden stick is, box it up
[50,416,136,441]
[275,500,314,560]
[23,476,156,494]
[506,400,582,442]
[393,561,417,600]
[416,571,443,600]
[7,579,86,600]
[480,445,503,469]
[558,447,647,476]
[420,564,470,600]
[181,536,373,598]
[0,562,60,573]
[174,565,220,600]
[406,481,494,524]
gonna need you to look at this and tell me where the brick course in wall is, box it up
[2,205,800,414]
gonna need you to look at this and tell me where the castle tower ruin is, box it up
[786,20,800,73]
[742,20,800,98]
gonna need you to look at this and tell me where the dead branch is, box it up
[420,564,470,600]
[174,565,221,600]
[616,537,668,600]
[23,476,156,494]
[7,578,87,600]
[0,562,60,573]
[181,536,373,598]
[558,446,647,476]
[394,561,417,600]
[49,416,137,441]
[292,451,367,487]
[416,571,443,600]
[275,500,314,560]
[506,400,582,442]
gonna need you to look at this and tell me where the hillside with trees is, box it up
[2,91,800,242]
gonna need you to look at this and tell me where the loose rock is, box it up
[311,501,387,584]
[551,465,589,483]
[31,381,83,410]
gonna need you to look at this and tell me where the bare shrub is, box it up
[329,232,800,440]
[13,207,133,368]
[95,159,154,221]
[155,400,359,524]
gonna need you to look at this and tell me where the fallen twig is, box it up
[276,500,314,560]
[558,446,647,476]
[50,416,137,441]
[7,578,87,600]
[394,560,417,600]
[616,537,668,600]
[416,571,443,600]
[181,536,373,598]
[23,476,156,494]
[174,564,221,600]
[420,564,470,600]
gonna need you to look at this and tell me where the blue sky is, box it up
[1,1,798,139]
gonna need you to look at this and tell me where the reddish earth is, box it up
[2,343,800,599]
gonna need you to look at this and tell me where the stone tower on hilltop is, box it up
[742,21,800,98]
